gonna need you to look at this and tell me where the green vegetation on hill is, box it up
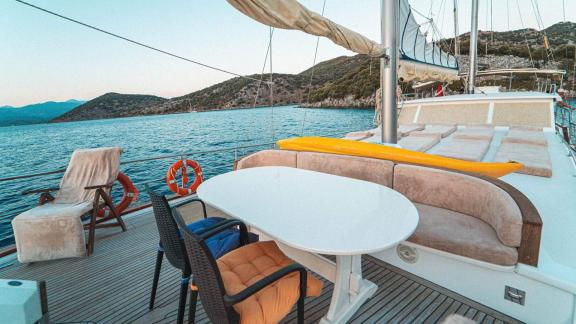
[53,22,576,122]
[53,93,167,122]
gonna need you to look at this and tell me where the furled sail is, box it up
[226,0,382,57]
[227,0,459,82]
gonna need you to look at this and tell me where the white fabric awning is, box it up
[227,0,459,82]
[227,0,383,57]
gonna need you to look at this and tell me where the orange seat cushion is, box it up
[217,241,323,324]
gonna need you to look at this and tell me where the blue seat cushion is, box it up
[186,217,258,259]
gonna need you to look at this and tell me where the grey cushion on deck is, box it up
[409,204,518,266]
[412,124,457,138]
[398,134,441,152]
[495,142,552,177]
[452,126,495,140]
[343,131,373,141]
[398,124,425,137]
[297,152,394,188]
[393,164,523,247]
[503,129,547,146]
[236,150,297,169]
[435,138,491,162]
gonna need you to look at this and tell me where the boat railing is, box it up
[0,130,354,258]
[554,102,576,159]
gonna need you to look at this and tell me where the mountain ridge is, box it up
[51,21,576,123]
[0,100,85,126]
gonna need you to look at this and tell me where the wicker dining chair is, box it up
[174,213,323,324]
[147,187,255,324]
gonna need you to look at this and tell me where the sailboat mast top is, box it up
[380,0,398,144]
[468,0,480,94]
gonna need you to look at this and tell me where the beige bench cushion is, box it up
[297,152,394,188]
[409,204,518,266]
[394,165,523,247]
[236,150,297,170]
[435,138,490,162]
[494,142,552,177]
[398,134,441,152]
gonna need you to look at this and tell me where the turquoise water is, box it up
[0,106,375,248]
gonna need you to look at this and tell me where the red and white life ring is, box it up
[98,172,138,217]
[166,159,203,196]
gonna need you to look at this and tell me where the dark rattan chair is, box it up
[147,187,254,324]
[174,213,316,324]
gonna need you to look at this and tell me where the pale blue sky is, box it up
[1,0,574,106]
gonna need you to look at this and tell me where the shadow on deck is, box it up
[0,205,521,324]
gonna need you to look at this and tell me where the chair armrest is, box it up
[223,263,307,306]
[199,220,249,246]
[85,183,114,190]
[171,198,208,219]
[194,218,237,235]
[22,188,59,195]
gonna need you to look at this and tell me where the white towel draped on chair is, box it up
[12,147,122,263]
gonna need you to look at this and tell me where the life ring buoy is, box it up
[166,159,203,196]
[98,172,138,217]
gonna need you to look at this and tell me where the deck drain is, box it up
[397,244,418,263]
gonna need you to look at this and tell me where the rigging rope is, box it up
[14,0,268,84]
[300,0,327,136]
[252,28,275,108]
[529,0,555,62]
[515,0,539,82]
[268,26,275,144]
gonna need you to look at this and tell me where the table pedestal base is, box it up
[320,255,377,324]
[275,242,376,324]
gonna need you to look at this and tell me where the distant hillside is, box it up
[0,100,84,126]
[53,93,167,122]
[53,55,383,122]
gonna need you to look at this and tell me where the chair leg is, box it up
[101,191,127,232]
[188,280,198,324]
[297,270,307,324]
[177,274,189,324]
[87,191,100,256]
[149,248,164,310]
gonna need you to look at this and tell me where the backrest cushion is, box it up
[236,150,297,170]
[297,152,394,188]
[393,164,523,247]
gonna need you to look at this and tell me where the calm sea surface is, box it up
[0,106,375,248]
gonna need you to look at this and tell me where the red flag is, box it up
[435,84,444,97]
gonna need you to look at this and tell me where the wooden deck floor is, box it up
[0,204,521,324]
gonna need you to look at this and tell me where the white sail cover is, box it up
[227,0,459,82]
[397,0,458,81]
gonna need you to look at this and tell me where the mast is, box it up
[453,0,460,56]
[467,0,479,94]
[380,0,398,144]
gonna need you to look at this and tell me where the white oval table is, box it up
[197,166,419,323]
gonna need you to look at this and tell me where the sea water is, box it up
[0,106,374,248]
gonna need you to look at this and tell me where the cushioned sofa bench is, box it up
[235,150,542,267]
